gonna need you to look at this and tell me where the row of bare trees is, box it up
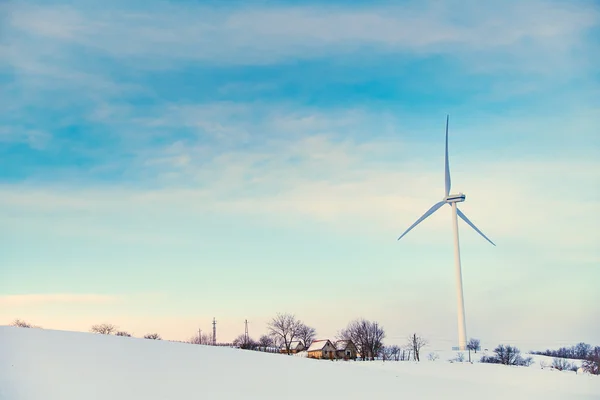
[531,342,599,375]
[377,334,429,362]
[532,342,595,361]
[263,313,436,362]
[189,332,213,345]
[543,346,600,375]
[229,334,280,351]
[11,319,160,340]
[89,323,161,340]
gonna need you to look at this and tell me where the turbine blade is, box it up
[445,114,451,197]
[456,208,496,246]
[398,201,446,241]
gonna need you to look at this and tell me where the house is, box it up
[307,339,337,359]
[280,340,305,354]
[334,340,357,360]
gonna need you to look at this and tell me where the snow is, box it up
[1,326,598,400]
[306,339,332,352]
[288,340,303,350]
[335,339,351,350]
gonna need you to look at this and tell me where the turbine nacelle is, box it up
[444,193,466,203]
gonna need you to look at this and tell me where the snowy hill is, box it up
[0,327,598,400]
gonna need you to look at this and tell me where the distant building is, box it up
[307,339,337,359]
[280,340,305,354]
[334,340,357,360]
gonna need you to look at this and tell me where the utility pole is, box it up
[212,317,217,346]
[374,322,378,360]
[198,328,202,344]
[244,319,249,344]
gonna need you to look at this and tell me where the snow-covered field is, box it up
[1,326,598,400]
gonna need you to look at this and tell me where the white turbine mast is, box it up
[397,115,495,350]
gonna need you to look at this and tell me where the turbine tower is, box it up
[397,115,495,350]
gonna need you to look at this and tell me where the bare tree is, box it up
[90,323,117,335]
[267,313,302,355]
[481,344,533,366]
[236,334,258,350]
[297,323,316,349]
[401,346,412,361]
[339,319,385,360]
[467,338,481,353]
[381,346,399,361]
[233,334,245,348]
[115,331,131,337]
[575,343,593,360]
[144,333,161,340]
[258,334,274,351]
[582,347,600,375]
[428,352,439,361]
[407,333,428,362]
[495,345,523,365]
[189,333,212,345]
[388,345,401,361]
[201,333,212,344]
[380,346,388,361]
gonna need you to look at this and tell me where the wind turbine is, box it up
[397,115,495,350]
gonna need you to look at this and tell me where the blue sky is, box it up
[1,0,599,348]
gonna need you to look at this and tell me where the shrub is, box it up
[12,319,32,328]
[480,345,533,367]
[552,358,575,371]
[582,347,600,375]
[90,324,117,335]
[144,333,161,340]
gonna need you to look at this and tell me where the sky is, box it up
[1,0,599,350]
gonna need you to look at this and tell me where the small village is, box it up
[282,339,358,361]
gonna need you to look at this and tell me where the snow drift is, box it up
[0,326,598,400]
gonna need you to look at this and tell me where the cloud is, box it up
[1,0,597,347]
[0,127,51,150]
[1,135,597,257]
[0,98,597,254]
[3,1,598,74]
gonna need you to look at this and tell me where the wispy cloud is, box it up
[5,1,597,73]
[0,0,598,344]
[1,138,597,256]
